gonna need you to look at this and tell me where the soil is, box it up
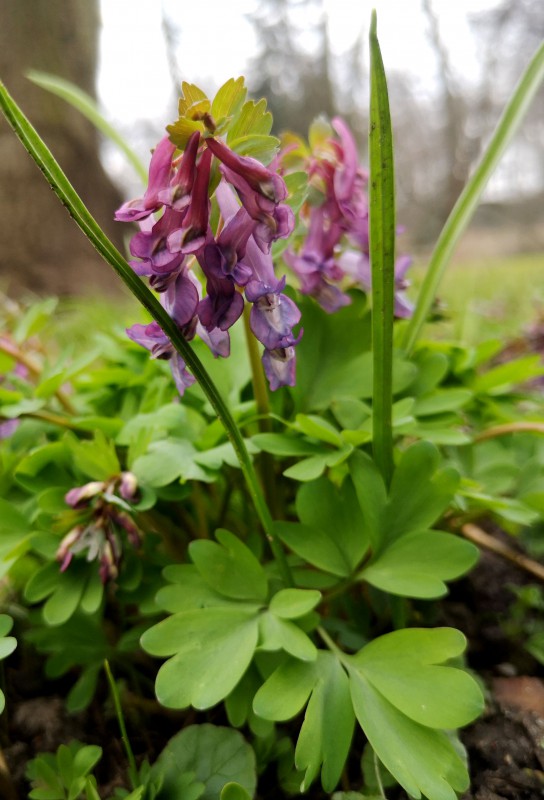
[2,538,544,799]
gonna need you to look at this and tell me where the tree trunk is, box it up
[0,0,126,296]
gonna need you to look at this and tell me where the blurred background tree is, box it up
[0,0,124,296]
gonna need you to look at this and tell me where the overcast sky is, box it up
[98,0,500,131]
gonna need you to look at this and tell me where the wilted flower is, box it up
[57,473,142,583]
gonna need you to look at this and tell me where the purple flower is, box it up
[167,148,213,256]
[206,137,287,203]
[129,209,187,281]
[206,138,294,251]
[262,346,297,390]
[115,136,176,222]
[218,164,294,252]
[281,116,412,318]
[283,205,350,313]
[196,262,245,332]
[158,131,200,211]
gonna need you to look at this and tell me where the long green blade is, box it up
[369,10,395,486]
[0,79,292,585]
[27,70,147,185]
[402,41,544,354]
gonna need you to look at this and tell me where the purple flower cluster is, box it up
[282,117,413,317]
[57,473,142,583]
[116,132,301,392]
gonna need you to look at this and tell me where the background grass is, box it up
[413,252,544,345]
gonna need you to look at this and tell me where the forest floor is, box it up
[3,535,544,799]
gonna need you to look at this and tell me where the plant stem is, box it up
[104,660,139,790]
[242,306,282,518]
[460,523,544,582]
[474,421,544,442]
[0,80,293,587]
[401,40,544,355]
[243,306,270,421]
[369,11,395,487]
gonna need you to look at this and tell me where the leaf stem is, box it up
[242,306,282,518]
[474,421,544,442]
[369,11,395,487]
[0,80,293,587]
[104,660,139,790]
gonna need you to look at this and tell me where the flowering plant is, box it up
[0,12,543,800]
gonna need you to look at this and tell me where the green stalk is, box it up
[104,660,139,790]
[402,40,544,355]
[369,11,395,487]
[242,306,282,518]
[0,80,292,587]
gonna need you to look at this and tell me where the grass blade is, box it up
[402,41,544,355]
[369,10,395,486]
[27,70,148,185]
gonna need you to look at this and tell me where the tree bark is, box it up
[0,0,126,296]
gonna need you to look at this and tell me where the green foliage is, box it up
[26,741,102,800]
[148,725,257,800]
[2,15,544,800]
[0,615,16,713]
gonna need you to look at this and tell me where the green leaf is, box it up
[189,529,268,602]
[253,657,319,721]
[384,442,459,541]
[296,477,370,572]
[269,589,321,619]
[79,568,104,615]
[273,522,350,578]
[413,389,472,416]
[229,134,279,164]
[0,635,17,661]
[295,653,355,792]
[72,744,102,778]
[282,456,328,482]
[42,562,89,626]
[349,451,387,551]
[251,433,324,457]
[349,628,483,730]
[349,672,469,800]
[68,430,120,480]
[24,561,61,603]
[258,613,317,661]
[157,565,243,613]
[15,441,71,491]
[66,665,100,713]
[472,355,544,395]
[294,414,343,446]
[359,531,479,598]
[211,77,248,122]
[220,783,252,800]
[13,296,58,343]
[152,724,256,800]
[141,608,259,709]
[131,439,205,487]
[227,98,272,141]
[0,615,13,639]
